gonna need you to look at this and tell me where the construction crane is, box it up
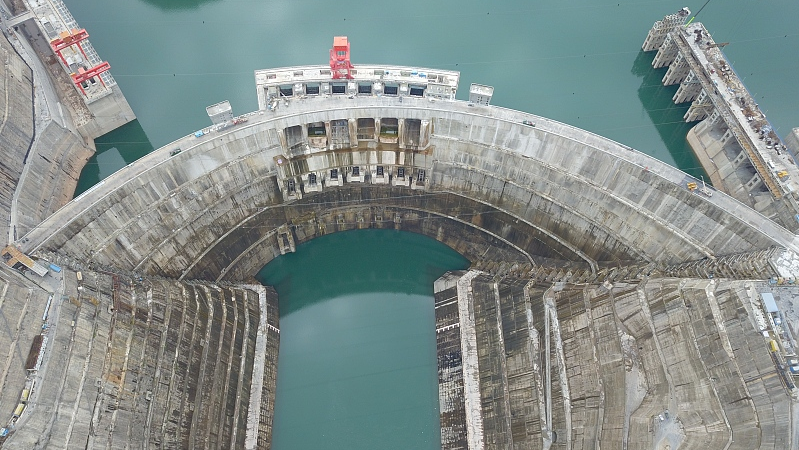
[71,63,110,95]
[50,28,89,67]
[329,36,353,80]
[50,28,111,96]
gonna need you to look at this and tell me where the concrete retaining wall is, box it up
[0,33,34,244]
[13,122,92,237]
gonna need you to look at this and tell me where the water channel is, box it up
[63,0,799,447]
[256,230,468,448]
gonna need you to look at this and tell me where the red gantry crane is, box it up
[50,28,89,65]
[50,28,110,96]
[329,36,353,79]
[72,63,110,95]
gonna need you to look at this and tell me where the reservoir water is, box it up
[64,0,799,446]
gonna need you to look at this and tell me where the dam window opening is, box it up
[376,165,384,177]
[416,169,426,184]
[356,118,376,140]
[308,173,317,186]
[331,82,346,94]
[279,85,293,97]
[286,178,296,193]
[330,168,338,180]
[384,83,398,96]
[397,167,405,179]
[285,125,306,152]
[409,85,425,97]
[357,83,372,95]
[330,119,350,148]
[352,166,360,177]
[305,83,320,95]
[404,119,422,147]
[307,122,326,137]
[380,118,399,137]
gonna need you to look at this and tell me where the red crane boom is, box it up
[71,62,110,95]
[329,36,353,80]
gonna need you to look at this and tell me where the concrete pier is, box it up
[643,11,799,230]
[641,7,690,52]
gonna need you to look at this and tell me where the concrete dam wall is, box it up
[5,60,799,448]
[19,96,799,282]
[0,32,34,244]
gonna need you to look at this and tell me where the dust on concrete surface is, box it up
[652,409,684,450]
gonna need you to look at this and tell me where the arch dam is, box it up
[3,64,799,449]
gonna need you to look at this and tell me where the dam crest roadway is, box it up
[19,81,799,280]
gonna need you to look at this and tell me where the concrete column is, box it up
[324,121,332,150]
[673,71,702,103]
[398,119,407,149]
[663,53,689,86]
[420,120,431,148]
[684,90,713,122]
[652,34,679,68]
[293,82,305,97]
[277,128,287,151]
[348,118,358,147]
[300,124,308,143]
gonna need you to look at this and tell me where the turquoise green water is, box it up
[64,0,799,444]
[74,120,153,196]
[256,230,469,449]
